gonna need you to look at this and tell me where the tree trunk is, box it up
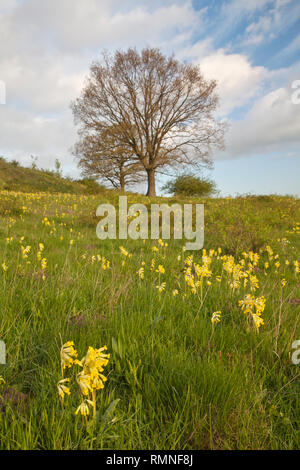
[146,168,156,197]
[120,175,125,193]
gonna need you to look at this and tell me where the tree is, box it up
[55,158,62,176]
[161,174,218,197]
[74,125,144,192]
[72,47,225,197]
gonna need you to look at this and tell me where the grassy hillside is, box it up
[0,190,299,449]
[0,158,106,194]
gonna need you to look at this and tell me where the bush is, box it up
[161,174,218,197]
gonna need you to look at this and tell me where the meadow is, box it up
[0,189,299,450]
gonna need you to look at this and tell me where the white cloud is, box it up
[0,0,200,171]
[0,0,18,12]
[199,51,267,115]
[223,86,300,158]
[242,0,299,45]
[0,106,77,170]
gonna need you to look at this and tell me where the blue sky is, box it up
[0,0,299,196]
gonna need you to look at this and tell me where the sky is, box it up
[0,0,299,196]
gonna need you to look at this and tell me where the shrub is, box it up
[161,174,218,197]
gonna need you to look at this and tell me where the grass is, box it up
[0,158,106,194]
[0,190,299,450]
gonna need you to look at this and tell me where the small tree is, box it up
[74,125,144,192]
[161,174,218,197]
[30,155,38,170]
[71,47,225,197]
[55,158,62,176]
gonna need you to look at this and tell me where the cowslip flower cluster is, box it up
[1,262,8,272]
[184,252,212,298]
[211,311,221,324]
[58,341,110,421]
[57,378,71,404]
[239,294,266,331]
[76,346,110,419]
[60,341,79,373]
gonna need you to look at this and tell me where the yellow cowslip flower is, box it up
[61,341,78,370]
[249,275,259,292]
[211,311,221,324]
[294,261,299,274]
[185,268,195,288]
[152,246,159,253]
[254,296,266,315]
[57,378,71,400]
[1,262,8,272]
[172,289,179,296]
[185,255,193,267]
[89,371,107,390]
[266,245,273,260]
[156,265,165,274]
[80,346,110,376]
[194,263,212,279]
[76,372,92,396]
[249,251,260,266]
[75,400,93,416]
[21,245,31,259]
[239,294,256,315]
[102,258,110,270]
[137,267,144,280]
[41,258,47,270]
[42,217,51,227]
[239,294,265,331]
[37,243,45,260]
[281,279,287,288]
[120,246,129,257]
[252,314,264,330]
[156,282,166,293]
[150,259,156,271]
